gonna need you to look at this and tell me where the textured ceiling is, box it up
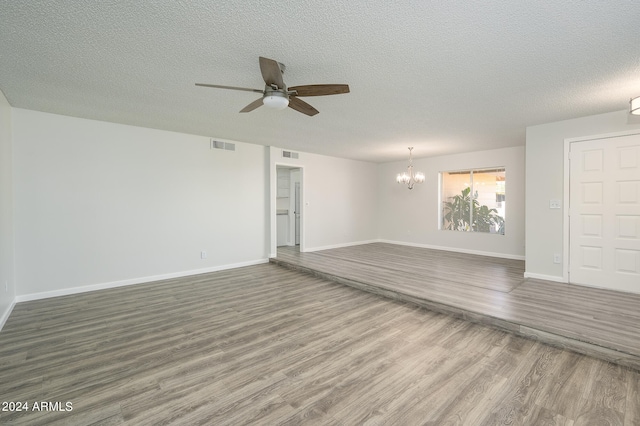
[1,1,639,162]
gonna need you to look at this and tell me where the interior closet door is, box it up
[569,133,640,293]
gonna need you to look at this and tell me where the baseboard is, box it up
[0,298,17,332]
[378,239,525,261]
[15,258,269,303]
[523,272,567,283]
[303,239,381,253]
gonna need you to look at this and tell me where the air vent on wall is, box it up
[282,150,299,159]
[210,139,235,151]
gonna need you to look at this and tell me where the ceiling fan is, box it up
[196,56,349,116]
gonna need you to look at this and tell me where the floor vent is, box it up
[211,139,236,151]
[282,150,299,159]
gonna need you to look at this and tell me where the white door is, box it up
[294,181,301,245]
[569,133,640,293]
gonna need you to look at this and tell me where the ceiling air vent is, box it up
[210,139,235,151]
[282,150,299,159]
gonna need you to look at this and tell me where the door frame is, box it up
[271,163,304,257]
[563,129,640,284]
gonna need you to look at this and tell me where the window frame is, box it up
[439,166,506,235]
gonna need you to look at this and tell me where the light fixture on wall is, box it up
[396,147,425,190]
[631,96,640,115]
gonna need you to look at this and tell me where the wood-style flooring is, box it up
[1,262,639,425]
[272,243,640,371]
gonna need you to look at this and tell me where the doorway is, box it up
[568,133,640,293]
[275,166,302,254]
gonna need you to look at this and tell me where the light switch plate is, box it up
[549,199,561,209]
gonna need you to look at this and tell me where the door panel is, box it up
[294,181,300,245]
[569,134,640,293]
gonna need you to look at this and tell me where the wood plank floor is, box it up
[272,243,640,371]
[1,263,639,425]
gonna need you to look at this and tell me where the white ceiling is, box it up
[1,1,639,163]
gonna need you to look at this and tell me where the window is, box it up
[440,168,505,234]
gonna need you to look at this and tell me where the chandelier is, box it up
[396,147,425,190]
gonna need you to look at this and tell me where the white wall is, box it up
[377,146,525,259]
[0,90,16,327]
[6,104,639,315]
[269,147,378,255]
[525,110,640,280]
[12,109,269,299]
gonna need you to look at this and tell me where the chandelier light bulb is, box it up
[397,172,410,184]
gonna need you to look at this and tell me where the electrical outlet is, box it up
[201,251,207,259]
[553,253,562,264]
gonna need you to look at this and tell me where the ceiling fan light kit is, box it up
[397,147,425,190]
[263,92,289,110]
[631,96,640,115]
[196,57,349,116]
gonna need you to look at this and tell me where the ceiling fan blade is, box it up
[288,84,350,97]
[288,96,319,116]
[239,97,264,113]
[259,57,285,89]
[195,83,263,94]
